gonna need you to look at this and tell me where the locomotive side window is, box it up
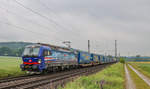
[43,50,48,56]
[43,50,52,56]
[47,50,52,56]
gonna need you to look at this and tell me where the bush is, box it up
[60,63,125,89]
[120,58,125,64]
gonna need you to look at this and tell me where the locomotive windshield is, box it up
[23,47,40,57]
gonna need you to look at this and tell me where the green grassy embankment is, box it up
[0,56,25,79]
[59,63,125,89]
[126,64,150,89]
[129,62,150,78]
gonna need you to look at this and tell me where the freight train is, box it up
[20,43,116,73]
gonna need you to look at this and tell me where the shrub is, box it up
[120,58,125,64]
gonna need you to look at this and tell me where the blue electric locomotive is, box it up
[20,43,116,73]
[20,44,78,73]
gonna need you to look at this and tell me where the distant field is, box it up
[0,56,25,79]
[59,63,125,89]
[129,62,150,78]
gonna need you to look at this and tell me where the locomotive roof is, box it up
[37,43,69,50]
[25,44,41,47]
[37,43,76,53]
[35,43,106,56]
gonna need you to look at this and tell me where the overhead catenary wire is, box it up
[10,0,80,37]
[0,6,80,49]
[13,0,60,28]
[13,0,79,37]
[9,0,81,42]
[37,0,81,36]
[1,0,82,48]
[0,20,59,42]
[0,6,65,42]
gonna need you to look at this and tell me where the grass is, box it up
[126,64,150,89]
[59,63,125,89]
[129,62,150,78]
[0,56,25,79]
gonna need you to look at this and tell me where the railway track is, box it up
[0,75,40,83]
[0,71,66,83]
[0,63,113,89]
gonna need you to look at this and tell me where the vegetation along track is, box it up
[0,63,113,89]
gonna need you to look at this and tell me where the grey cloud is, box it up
[0,0,150,56]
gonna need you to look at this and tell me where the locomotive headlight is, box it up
[38,59,42,64]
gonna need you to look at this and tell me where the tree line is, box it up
[0,47,24,57]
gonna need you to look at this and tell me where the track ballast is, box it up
[0,63,114,89]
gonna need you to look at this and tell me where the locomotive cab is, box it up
[20,45,51,72]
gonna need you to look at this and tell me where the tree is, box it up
[16,48,24,57]
[136,55,141,57]
[120,57,125,64]
[0,47,24,57]
[107,55,113,58]
[0,47,12,56]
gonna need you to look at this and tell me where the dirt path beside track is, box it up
[128,64,150,86]
[125,64,136,89]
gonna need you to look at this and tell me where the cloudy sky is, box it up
[0,0,150,56]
